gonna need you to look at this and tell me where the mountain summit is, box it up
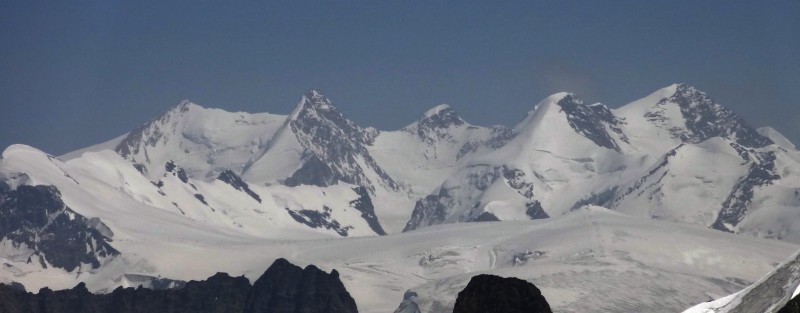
[617,83,772,150]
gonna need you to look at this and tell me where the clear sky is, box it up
[1,1,798,155]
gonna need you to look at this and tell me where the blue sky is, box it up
[1,1,798,155]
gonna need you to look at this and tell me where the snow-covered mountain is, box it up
[2,83,800,311]
[51,84,800,241]
[404,84,800,241]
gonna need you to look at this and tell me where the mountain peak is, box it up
[291,89,338,120]
[306,88,327,102]
[543,92,574,104]
[172,99,203,113]
[618,84,772,148]
[670,82,690,89]
[519,92,576,125]
[657,83,718,107]
[423,104,453,117]
[402,104,466,143]
[417,104,464,127]
[514,92,626,152]
[556,93,583,107]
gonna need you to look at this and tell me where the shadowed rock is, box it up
[244,258,358,313]
[453,274,552,313]
[0,258,357,313]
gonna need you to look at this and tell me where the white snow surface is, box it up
[109,101,287,181]
[1,202,796,313]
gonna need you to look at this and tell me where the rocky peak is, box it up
[555,94,627,151]
[175,99,199,112]
[420,104,464,126]
[114,100,204,174]
[289,89,372,144]
[405,104,466,144]
[244,258,358,313]
[303,89,337,111]
[655,83,772,147]
[284,90,397,192]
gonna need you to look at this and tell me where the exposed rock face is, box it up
[557,95,626,151]
[393,290,421,313]
[244,258,358,313]
[684,249,800,313]
[403,188,452,232]
[649,83,772,148]
[525,201,549,219]
[723,250,800,313]
[408,104,465,144]
[712,149,781,233]
[285,206,353,236]
[349,186,387,236]
[456,126,516,160]
[403,166,546,232]
[0,185,118,272]
[0,258,357,313]
[218,170,262,203]
[114,101,193,169]
[453,274,552,313]
[283,90,397,193]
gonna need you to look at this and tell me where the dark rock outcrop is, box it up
[404,165,547,232]
[525,201,549,220]
[780,296,800,313]
[283,90,398,193]
[0,185,119,272]
[283,186,385,237]
[648,83,772,148]
[349,186,386,235]
[407,104,465,145]
[164,161,189,184]
[218,170,262,203]
[557,95,626,151]
[712,149,781,233]
[0,258,357,313]
[285,206,353,237]
[453,274,552,313]
[474,212,500,222]
[393,290,421,313]
[243,258,358,313]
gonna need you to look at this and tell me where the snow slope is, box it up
[1,144,385,242]
[2,203,796,313]
[111,100,286,181]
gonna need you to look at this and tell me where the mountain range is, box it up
[2,83,800,312]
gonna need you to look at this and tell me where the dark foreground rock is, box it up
[244,258,358,313]
[780,296,800,313]
[453,274,552,313]
[0,258,357,313]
